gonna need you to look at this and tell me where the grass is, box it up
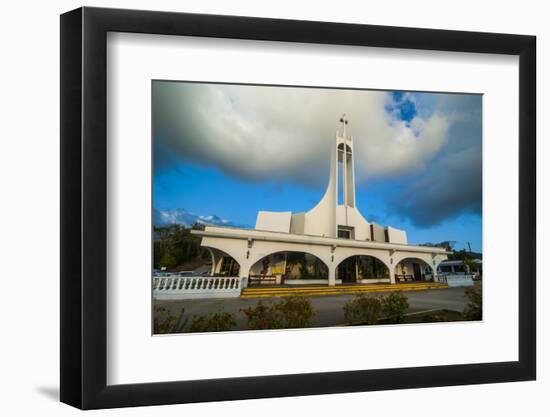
[397,309,465,324]
[345,309,467,326]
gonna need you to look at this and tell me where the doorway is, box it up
[412,263,422,281]
[219,256,240,276]
[338,257,357,283]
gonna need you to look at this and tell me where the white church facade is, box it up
[192,116,449,286]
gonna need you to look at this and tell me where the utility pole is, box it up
[467,241,472,254]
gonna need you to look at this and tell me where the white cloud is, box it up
[153,82,451,188]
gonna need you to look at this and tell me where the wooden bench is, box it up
[395,274,415,283]
[248,275,278,286]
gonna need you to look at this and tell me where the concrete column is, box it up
[213,255,223,275]
[389,268,396,285]
[207,248,217,276]
[433,262,441,282]
[328,266,337,286]
[238,259,251,288]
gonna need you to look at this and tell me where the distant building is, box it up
[193,116,449,286]
[438,259,482,277]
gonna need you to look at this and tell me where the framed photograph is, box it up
[60,6,536,409]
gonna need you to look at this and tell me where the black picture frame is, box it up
[60,6,536,410]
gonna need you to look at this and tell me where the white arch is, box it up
[394,256,434,273]
[199,236,250,279]
[202,246,242,276]
[201,242,244,267]
[333,250,391,273]
[393,252,436,269]
[247,249,330,276]
[246,241,333,272]
[335,253,392,275]
[393,256,442,283]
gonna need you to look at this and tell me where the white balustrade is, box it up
[153,275,244,299]
[435,274,475,287]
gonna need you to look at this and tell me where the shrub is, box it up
[187,311,236,333]
[276,296,314,328]
[427,313,448,322]
[242,296,314,330]
[343,294,383,325]
[463,286,482,321]
[153,306,177,334]
[382,292,409,324]
[241,301,283,330]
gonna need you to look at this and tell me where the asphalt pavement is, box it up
[154,286,472,333]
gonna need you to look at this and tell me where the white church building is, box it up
[192,115,449,287]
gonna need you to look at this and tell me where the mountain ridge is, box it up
[154,208,235,228]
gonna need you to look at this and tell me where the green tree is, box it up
[159,252,177,270]
[153,224,211,271]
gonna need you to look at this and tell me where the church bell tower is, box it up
[337,114,356,209]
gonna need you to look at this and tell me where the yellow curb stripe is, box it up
[243,284,446,294]
[242,283,446,288]
[240,285,448,299]
[244,284,446,292]
[245,287,446,294]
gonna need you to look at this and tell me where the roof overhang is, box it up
[440,259,483,266]
[192,225,451,255]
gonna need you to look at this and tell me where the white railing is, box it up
[435,274,475,287]
[153,275,244,300]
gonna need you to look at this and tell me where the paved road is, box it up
[155,286,472,333]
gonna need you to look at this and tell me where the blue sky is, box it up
[153,82,482,253]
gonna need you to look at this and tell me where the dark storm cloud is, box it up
[394,150,481,226]
[392,102,482,227]
[153,81,451,189]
